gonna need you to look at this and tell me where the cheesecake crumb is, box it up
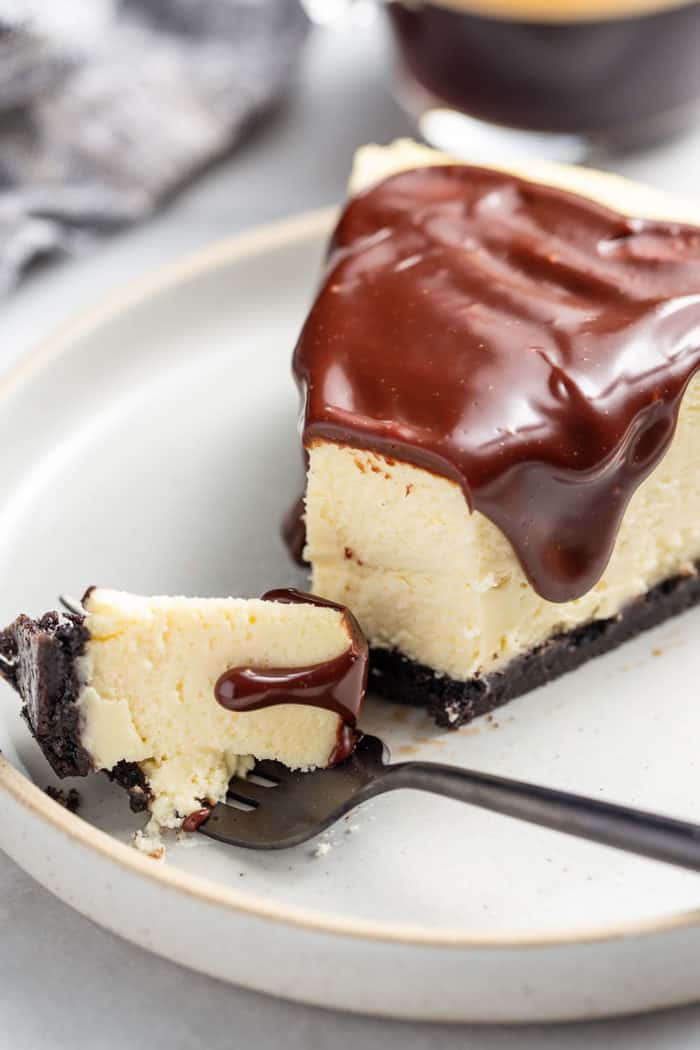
[444,702,461,725]
[345,825,359,835]
[313,841,332,858]
[176,829,211,848]
[133,819,165,858]
[652,647,663,656]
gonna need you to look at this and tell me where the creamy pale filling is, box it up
[77,589,350,827]
[303,141,700,682]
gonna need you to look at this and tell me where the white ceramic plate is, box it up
[2,209,700,1023]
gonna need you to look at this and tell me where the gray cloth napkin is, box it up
[0,0,309,291]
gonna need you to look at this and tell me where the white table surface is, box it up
[3,18,700,1049]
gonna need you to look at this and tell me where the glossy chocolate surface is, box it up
[215,589,367,765]
[281,496,307,566]
[387,2,700,141]
[293,165,700,602]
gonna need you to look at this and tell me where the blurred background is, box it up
[1,0,699,318]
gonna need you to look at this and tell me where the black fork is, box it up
[200,734,700,870]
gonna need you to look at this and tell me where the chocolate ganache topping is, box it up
[215,589,368,765]
[293,165,700,603]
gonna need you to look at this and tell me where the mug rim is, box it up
[404,0,698,24]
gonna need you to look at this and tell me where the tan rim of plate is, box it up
[1,206,700,951]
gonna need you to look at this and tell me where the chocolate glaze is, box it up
[214,588,367,765]
[293,165,700,603]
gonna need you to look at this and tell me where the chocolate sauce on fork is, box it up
[214,589,368,766]
[293,165,700,603]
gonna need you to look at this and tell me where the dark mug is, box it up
[385,0,700,148]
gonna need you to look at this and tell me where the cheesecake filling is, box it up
[307,398,700,682]
[76,588,366,827]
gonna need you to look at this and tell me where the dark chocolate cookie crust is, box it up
[0,611,92,778]
[369,568,700,728]
[0,610,150,811]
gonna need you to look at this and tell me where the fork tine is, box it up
[227,776,277,804]
[59,594,85,615]
[226,787,260,808]
[255,755,293,781]
[199,736,388,849]
[253,758,290,781]
[247,770,280,787]
[203,799,320,849]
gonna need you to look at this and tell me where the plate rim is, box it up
[2,206,700,953]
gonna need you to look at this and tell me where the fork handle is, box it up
[379,761,700,873]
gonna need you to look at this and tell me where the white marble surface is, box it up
[3,17,700,1048]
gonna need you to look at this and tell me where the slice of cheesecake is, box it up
[0,587,367,829]
[293,139,700,727]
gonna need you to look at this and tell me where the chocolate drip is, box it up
[181,808,212,832]
[214,589,367,765]
[281,497,307,566]
[293,165,700,603]
[327,721,361,766]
